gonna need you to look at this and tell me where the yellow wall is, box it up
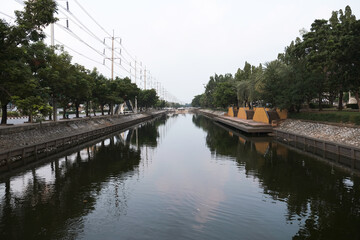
[253,107,270,124]
[227,107,235,117]
[276,108,288,120]
[237,107,249,119]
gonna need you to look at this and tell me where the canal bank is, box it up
[0,111,167,173]
[194,109,360,170]
[193,109,273,134]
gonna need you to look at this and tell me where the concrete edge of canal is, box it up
[194,108,360,173]
[0,111,168,174]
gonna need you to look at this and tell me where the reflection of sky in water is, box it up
[343,177,354,190]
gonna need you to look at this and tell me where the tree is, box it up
[90,69,110,115]
[346,19,360,110]
[213,81,237,108]
[138,89,159,109]
[67,64,93,118]
[0,0,57,124]
[34,45,74,120]
[301,19,331,110]
[115,77,140,105]
[327,6,356,110]
[191,94,203,107]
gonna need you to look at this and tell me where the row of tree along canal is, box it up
[192,5,360,112]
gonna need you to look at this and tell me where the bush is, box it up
[346,104,359,109]
[7,111,21,117]
[289,111,360,125]
[309,103,333,109]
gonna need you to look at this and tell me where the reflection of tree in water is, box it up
[0,136,141,240]
[132,115,168,148]
[193,114,360,240]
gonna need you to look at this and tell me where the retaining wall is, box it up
[0,111,166,173]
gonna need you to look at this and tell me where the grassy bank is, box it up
[289,111,360,125]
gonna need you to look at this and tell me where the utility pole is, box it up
[51,24,54,46]
[104,31,121,115]
[50,23,57,121]
[111,30,114,80]
[134,60,137,85]
[144,66,147,90]
[104,30,121,80]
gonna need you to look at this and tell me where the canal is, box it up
[0,114,359,239]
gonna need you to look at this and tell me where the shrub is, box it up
[346,104,359,109]
[7,111,21,117]
[309,103,333,109]
[289,111,360,125]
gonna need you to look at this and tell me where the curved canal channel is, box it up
[0,114,359,239]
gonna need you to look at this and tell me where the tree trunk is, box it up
[318,92,323,111]
[75,102,80,118]
[29,113,33,123]
[101,105,104,115]
[1,103,7,125]
[86,101,89,117]
[63,106,66,119]
[354,91,360,112]
[108,103,112,115]
[338,91,343,111]
[53,98,57,121]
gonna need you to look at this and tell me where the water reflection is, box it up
[1,114,360,240]
[0,116,168,240]
[193,114,360,240]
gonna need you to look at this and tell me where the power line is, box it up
[73,0,111,37]
[0,11,15,19]
[56,22,107,58]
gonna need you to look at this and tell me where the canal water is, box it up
[0,114,359,240]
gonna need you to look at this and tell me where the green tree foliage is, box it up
[67,64,93,118]
[138,89,159,109]
[201,73,235,108]
[191,94,203,107]
[91,69,109,115]
[192,5,359,113]
[213,81,237,108]
[0,0,57,124]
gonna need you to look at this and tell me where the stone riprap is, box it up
[276,119,360,148]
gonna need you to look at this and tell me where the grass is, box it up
[289,110,360,125]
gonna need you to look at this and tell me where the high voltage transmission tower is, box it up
[104,30,121,80]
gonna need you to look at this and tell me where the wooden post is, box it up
[22,148,26,165]
[351,149,355,169]
[34,145,38,160]
[6,151,11,171]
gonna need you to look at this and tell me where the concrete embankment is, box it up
[194,109,360,171]
[0,111,166,172]
[276,119,360,148]
[275,119,360,172]
[194,109,273,134]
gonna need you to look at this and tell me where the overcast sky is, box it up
[2,0,360,103]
